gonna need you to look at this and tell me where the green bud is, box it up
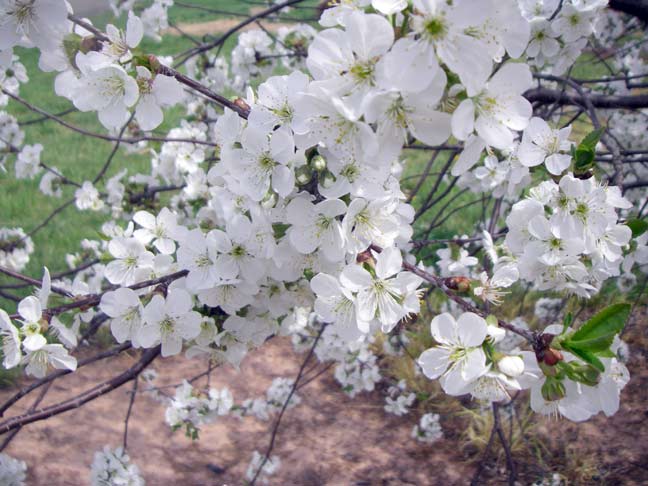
[570,363,601,387]
[541,376,566,402]
[319,169,337,189]
[261,190,278,209]
[63,33,83,67]
[99,251,113,264]
[310,154,326,172]
[295,165,312,185]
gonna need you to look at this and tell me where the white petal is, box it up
[456,312,487,347]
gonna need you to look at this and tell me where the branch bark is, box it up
[525,87,648,109]
[0,346,160,434]
[609,0,648,22]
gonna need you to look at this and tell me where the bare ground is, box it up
[0,318,647,485]
[0,338,474,485]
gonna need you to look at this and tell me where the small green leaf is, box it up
[562,312,573,334]
[573,148,595,173]
[564,303,630,352]
[272,223,290,240]
[556,361,600,386]
[627,219,648,238]
[561,343,605,372]
[580,127,605,149]
[596,348,616,359]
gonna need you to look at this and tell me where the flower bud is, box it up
[541,376,566,402]
[319,169,336,189]
[295,165,312,185]
[233,97,251,114]
[444,276,471,293]
[310,154,326,172]
[261,190,277,209]
[542,348,564,366]
[498,355,524,377]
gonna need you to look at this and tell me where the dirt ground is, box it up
[0,322,647,486]
[0,338,474,485]
[165,19,291,37]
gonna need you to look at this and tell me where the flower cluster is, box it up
[240,377,301,421]
[90,446,144,486]
[505,173,632,296]
[411,413,444,444]
[0,2,641,473]
[245,450,281,485]
[521,0,608,74]
[418,312,526,401]
[384,379,416,416]
[1,268,77,378]
[0,453,27,486]
[164,380,233,438]
[0,227,33,271]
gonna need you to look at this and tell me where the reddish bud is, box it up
[356,250,374,265]
[148,55,161,73]
[543,348,564,366]
[233,97,251,113]
[444,276,471,293]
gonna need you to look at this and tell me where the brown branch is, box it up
[0,265,74,298]
[525,87,648,109]
[250,323,328,485]
[0,342,131,417]
[369,245,537,343]
[0,346,160,434]
[8,269,188,320]
[2,89,216,146]
[174,0,307,65]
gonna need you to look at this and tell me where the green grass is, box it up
[0,1,616,309]
[166,0,321,24]
[0,35,197,307]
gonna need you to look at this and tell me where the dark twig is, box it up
[250,324,328,485]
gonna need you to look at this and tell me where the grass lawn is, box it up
[0,1,491,310]
[0,1,614,309]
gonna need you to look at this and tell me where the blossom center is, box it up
[423,16,448,41]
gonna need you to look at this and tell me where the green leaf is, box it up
[573,148,595,173]
[580,128,605,149]
[562,312,573,334]
[561,343,605,372]
[627,219,648,238]
[556,361,600,386]
[564,303,630,352]
[597,348,617,359]
[573,128,605,174]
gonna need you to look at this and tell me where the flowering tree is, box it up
[0,0,647,483]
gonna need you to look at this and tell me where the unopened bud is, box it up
[261,190,277,209]
[498,355,524,377]
[310,154,326,172]
[541,376,566,402]
[295,165,312,185]
[233,97,251,113]
[444,276,471,293]
[148,55,161,73]
[356,250,374,265]
[543,348,564,366]
[319,169,336,189]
